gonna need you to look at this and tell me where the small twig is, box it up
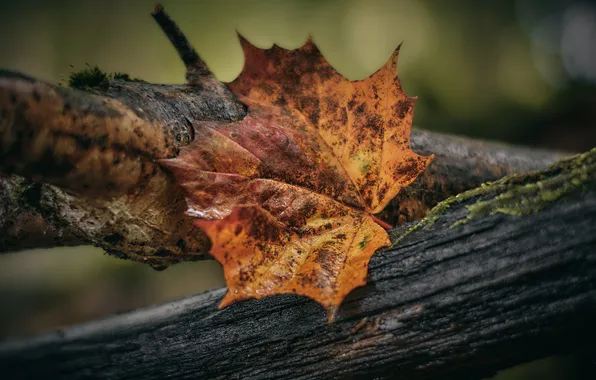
[152,4,214,83]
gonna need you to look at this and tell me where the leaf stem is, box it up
[372,215,393,230]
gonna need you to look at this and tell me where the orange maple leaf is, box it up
[160,36,433,320]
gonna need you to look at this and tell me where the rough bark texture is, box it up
[380,129,565,225]
[0,148,594,380]
[0,5,565,264]
[0,176,84,251]
[0,68,247,266]
[0,71,564,258]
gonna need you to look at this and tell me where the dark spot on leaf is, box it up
[347,99,357,110]
[393,100,411,119]
[274,96,287,106]
[300,96,320,126]
[355,103,365,116]
[377,183,390,203]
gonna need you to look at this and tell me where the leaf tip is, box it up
[235,30,253,51]
[326,306,339,323]
[387,41,404,70]
[424,152,436,167]
[305,34,316,46]
[218,291,236,309]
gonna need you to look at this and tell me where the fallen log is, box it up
[0,147,594,380]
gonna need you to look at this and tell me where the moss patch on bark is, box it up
[392,147,596,245]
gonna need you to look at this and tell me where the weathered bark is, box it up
[0,148,594,380]
[0,5,566,262]
[0,43,244,264]
[0,176,84,251]
[380,129,565,225]
[0,70,565,259]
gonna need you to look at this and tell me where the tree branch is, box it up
[0,122,563,257]
[1,148,594,380]
[0,4,565,262]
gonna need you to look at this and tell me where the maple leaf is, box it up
[160,36,433,320]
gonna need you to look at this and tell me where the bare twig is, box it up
[152,4,213,83]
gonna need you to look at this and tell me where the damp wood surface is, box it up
[0,149,594,380]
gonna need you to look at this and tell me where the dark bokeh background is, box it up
[1,1,595,379]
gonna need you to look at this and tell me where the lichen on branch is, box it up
[393,147,596,244]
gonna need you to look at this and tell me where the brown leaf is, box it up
[160,36,433,318]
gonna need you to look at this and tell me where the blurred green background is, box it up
[1,0,595,378]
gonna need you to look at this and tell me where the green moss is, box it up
[67,65,146,90]
[112,72,132,81]
[68,65,109,90]
[392,147,596,245]
[112,72,147,83]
